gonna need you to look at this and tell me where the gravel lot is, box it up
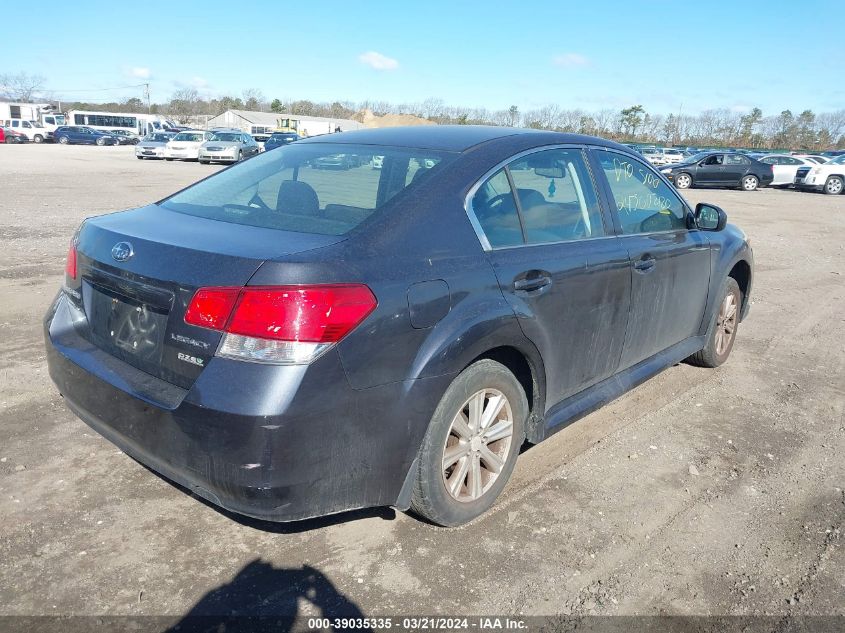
[1,144,843,624]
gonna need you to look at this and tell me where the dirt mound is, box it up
[358,108,435,128]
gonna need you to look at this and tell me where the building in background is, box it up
[205,109,363,141]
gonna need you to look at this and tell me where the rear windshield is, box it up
[160,143,454,236]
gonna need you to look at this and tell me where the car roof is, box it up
[298,125,631,153]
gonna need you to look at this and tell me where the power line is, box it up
[46,83,149,93]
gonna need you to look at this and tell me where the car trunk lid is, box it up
[68,205,343,389]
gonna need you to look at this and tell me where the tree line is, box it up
[3,72,843,150]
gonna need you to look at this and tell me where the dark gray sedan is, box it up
[45,126,753,527]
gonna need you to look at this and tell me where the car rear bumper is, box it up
[45,292,448,522]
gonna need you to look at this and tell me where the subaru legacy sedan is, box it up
[45,127,753,527]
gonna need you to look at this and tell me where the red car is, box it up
[1,127,29,144]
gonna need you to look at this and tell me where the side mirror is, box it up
[695,202,727,231]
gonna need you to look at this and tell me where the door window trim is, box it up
[464,144,612,252]
[589,146,695,237]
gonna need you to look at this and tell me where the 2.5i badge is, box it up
[177,352,205,367]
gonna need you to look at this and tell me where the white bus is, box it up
[67,110,176,136]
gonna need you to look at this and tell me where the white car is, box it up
[793,154,845,195]
[758,154,818,187]
[639,147,667,166]
[660,148,685,164]
[164,130,213,161]
[792,154,828,164]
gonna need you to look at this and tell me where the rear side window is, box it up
[508,149,604,244]
[596,151,687,234]
[471,169,523,248]
[724,154,750,165]
[469,148,604,249]
[161,143,455,236]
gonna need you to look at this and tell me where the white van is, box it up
[4,119,50,143]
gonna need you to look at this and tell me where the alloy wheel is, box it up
[441,388,514,503]
[676,174,691,189]
[742,176,758,191]
[714,292,738,356]
[826,177,843,195]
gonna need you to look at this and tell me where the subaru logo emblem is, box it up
[111,242,134,262]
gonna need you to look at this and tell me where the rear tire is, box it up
[675,172,693,189]
[823,176,843,195]
[687,277,742,368]
[96,138,105,146]
[58,136,69,145]
[410,359,527,527]
[741,175,758,191]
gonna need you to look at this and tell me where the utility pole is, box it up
[143,83,151,113]
[672,101,684,147]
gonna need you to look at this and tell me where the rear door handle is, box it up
[514,275,552,293]
[633,257,656,272]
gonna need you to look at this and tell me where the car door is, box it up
[696,154,726,185]
[469,147,631,408]
[723,154,751,184]
[778,156,805,184]
[592,148,711,370]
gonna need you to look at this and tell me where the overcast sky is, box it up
[5,0,843,115]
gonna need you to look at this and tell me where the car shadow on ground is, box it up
[163,558,372,633]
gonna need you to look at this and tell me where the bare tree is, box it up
[242,88,265,111]
[0,72,46,101]
[168,88,200,123]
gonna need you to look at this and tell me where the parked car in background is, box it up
[45,126,753,527]
[794,154,845,194]
[758,154,818,187]
[263,132,300,152]
[639,147,667,166]
[1,127,29,144]
[110,130,141,145]
[792,154,828,164]
[54,126,118,146]
[661,151,774,191]
[660,148,685,164]
[135,132,175,159]
[313,153,362,169]
[3,119,51,143]
[198,130,260,164]
[164,130,213,161]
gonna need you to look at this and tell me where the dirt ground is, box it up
[1,145,843,625]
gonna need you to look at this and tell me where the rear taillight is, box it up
[65,240,77,280]
[185,284,377,365]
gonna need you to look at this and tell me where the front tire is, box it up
[33,135,44,144]
[824,176,843,195]
[411,359,527,527]
[675,172,693,189]
[741,175,759,191]
[687,277,742,368]
[58,136,69,145]
[96,138,105,146]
